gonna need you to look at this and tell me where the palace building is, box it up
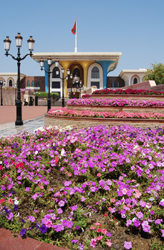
[32,52,122,97]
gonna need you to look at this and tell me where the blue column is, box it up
[44,61,49,92]
[97,60,114,88]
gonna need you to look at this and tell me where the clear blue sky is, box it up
[0,0,164,77]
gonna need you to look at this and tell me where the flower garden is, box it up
[0,124,164,250]
[1,88,164,250]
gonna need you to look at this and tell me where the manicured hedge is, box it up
[35,92,59,98]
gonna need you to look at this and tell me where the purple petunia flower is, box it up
[133,219,140,227]
[161,229,164,237]
[106,232,111,237]
[142,222,150,233]
[6,212,13,220]
[57,208,63,214]
[28,216,35,222]
[126,219,132,227]
[124,241,132,249]
[71,205,78,211]
[136,211,143,220]
[81,197,86,202]
[159,199,164,207]
[39,224,47,234]
[71,239,79,243]
[139,200,146,208]
[58,200,65,207]
[20,228,27,237]
[155,219,163,225]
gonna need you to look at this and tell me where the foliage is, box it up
[35,92,59,98]
[143,63,164,85]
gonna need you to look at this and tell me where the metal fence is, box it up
[35,96,70,107]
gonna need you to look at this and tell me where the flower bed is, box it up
[67,98,164,107]
[48,107,164,119]
[0,124,164,249]
[67,99,164,114]
[90,94,164,101]
[93,88,164,95]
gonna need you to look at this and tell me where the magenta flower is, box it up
[124,241,132,249]
[90,239,97,248]
[57,208,63,214]
[136,211,143,220]
[161,229,164,237]
[58,200,65,207]
[133,219,140,227]
[142,222,150,233]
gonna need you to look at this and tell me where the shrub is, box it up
[35,92,59,98]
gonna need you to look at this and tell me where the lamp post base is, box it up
[15,100,23,126]
[47,98,51,112]
[15,120,23,126]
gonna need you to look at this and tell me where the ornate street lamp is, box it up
[67,75,82,98]
[4,33,35,125]
[0,80,3,106]
[55,66,70,107]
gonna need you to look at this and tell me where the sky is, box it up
[0,0,164,77]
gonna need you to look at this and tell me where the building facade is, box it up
[20,76,45,92]
[32,52,122,97]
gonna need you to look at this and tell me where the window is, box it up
[112,81,115,88]
[27,81,30,87]
[42,81,45,84]
[117,82,120,88]
[9,80,12,87]
[32,81,34,87]
[133,78,138,84]
[36,81,40,87]
[91,82,99,89]
[73,68,80,77]
[52,81,60,88]
[52,67,60,78]
[91,66,99,78]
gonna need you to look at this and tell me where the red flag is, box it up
[71,21,76,35]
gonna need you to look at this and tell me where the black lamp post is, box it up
[40,59,70,108]
[0,80,3,106]
[56,65,70,107]
[15,84,17,105]
[4,33,35,125]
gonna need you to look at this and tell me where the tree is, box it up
[143,63,164,85]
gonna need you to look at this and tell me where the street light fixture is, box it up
[56,67,70,107]
[40,59,70,109]
[0,80,3,106]
[67,75,83,99]
[4,33,35,125]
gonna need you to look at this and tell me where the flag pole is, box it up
[75,19,77,52]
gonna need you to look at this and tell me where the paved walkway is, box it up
[0,106,60,137]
